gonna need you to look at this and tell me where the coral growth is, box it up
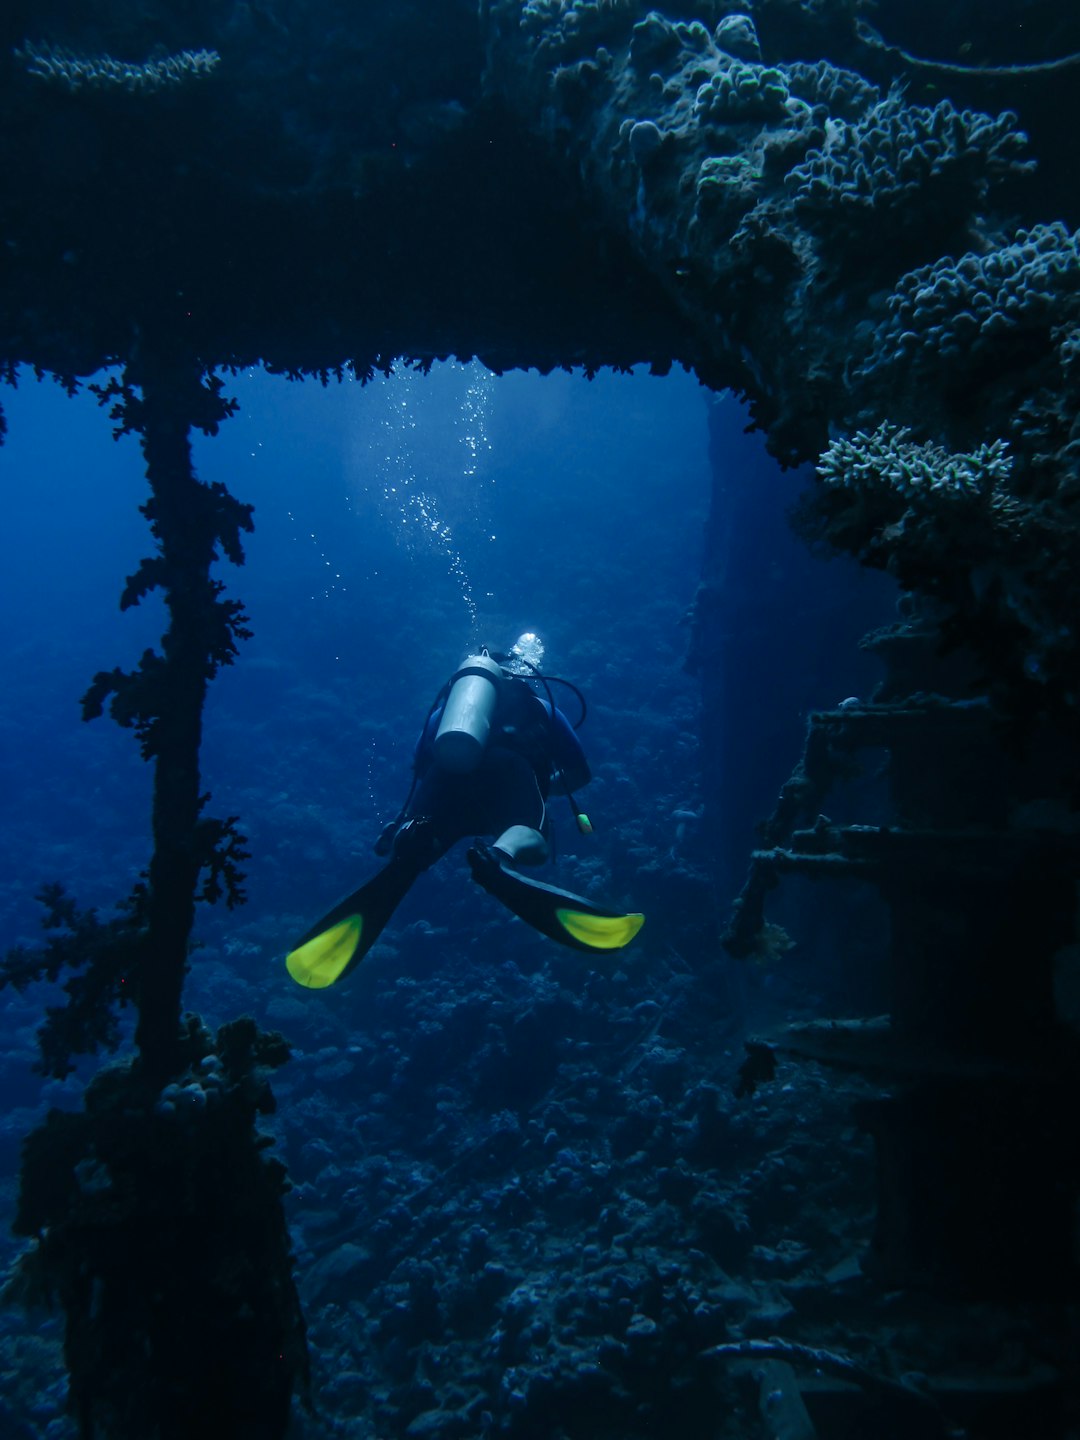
[0,884,144,1079]
[1,355,281,1439]
[804,423,1080,705]
[487,0,1041,453]
[783,59,878,120]
[1,366,255,1085]
[694,59,790,123]
[859,223,1080,400]
[8,1017,307,1437]
[787,89,1032,262]
[79,363,254,1080]
[16,41,220,94]
[817,423,1014,508]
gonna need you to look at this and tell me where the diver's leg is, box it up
[475,750,549,865]
[466,842,644,952]
[286,777,460,989]
[465,753,643,951]
[491,824,549,865]
[285,847,427,988]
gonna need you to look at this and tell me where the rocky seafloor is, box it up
[1,888,1066,1440]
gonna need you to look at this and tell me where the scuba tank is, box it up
[433,653,504,772]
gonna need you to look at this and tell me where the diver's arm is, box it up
[415,704,443,767]
[549,707,591,793]
[375,705,443,855]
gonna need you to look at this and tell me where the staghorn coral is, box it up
[804,423,1080,704]
[16,40,221,95]
[810,422,1020,572]
[817,422,1014,505]
[787,89,1033,261]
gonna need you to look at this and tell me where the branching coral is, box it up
[804,423,1080,704]
[818,422,1014,504]
[16,40,221,95]
[810,422,1018,569]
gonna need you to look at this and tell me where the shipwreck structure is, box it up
[2,0,1079,1434]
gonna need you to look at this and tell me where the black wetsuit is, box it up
[404,678,589,858]
[285,674,638,988]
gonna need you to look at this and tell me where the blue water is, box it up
[0,365,719,1413]
[1,365,706,936]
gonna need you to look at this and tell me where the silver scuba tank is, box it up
[433,654,504,772]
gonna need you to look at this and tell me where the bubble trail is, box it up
[352,361,497,643]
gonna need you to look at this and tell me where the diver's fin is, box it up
[467,843,644,952]
[286,857,419,989]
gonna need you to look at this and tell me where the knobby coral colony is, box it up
[490,0,1080,716]
[16,41,221,94]
[498,3,1044,441]
[860,223,1080,396]
[834,222,1080,698]
[786,89,1032,259]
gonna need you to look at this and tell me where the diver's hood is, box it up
[504,631,545,675]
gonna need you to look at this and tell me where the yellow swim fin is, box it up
[285,855,420,989]
[286,915,364,989]
[555,908,645,950]
[467,843,644,953]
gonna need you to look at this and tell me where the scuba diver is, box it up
[286,633,644,988]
